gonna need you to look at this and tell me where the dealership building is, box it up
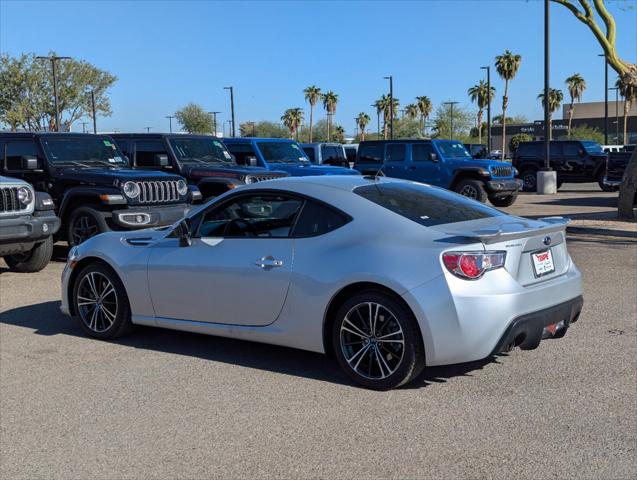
[490,101,637,154]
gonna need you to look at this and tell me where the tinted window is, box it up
[135,140,167,167]
[169,138,234,165]
[516,143,538,156]
[386,144,406,162]
[257,142,308,164]
[358,144,383,164]
[225,143,257,166]
[303,147,316,162]
[199,194,303,238]
[293,200,349,237]
[412,143,434,161]
[435,141,471,159]
[344,147,357,162]
[5,140,39,171]
[563,142,581,156]
[114,139,129,156]
[354,182,504,227]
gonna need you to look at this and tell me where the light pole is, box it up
[166,115,175,133]
[81,122,87,133]
[208,111,221,137]
[145,126,152,133]
[598,53,609,145]
[480,65,491,151]
[36,55,71,132]
[224,86,235,137]
[609,86,619,144]
[443,101,458,140]
[384,76,393,139]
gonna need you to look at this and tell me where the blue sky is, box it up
[1,0,636,135]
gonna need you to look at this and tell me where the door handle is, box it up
[255,256,284,269]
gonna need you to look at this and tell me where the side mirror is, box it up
[177,218,192,247]
[246,156,258,167]
[578,149,585,157]
[429,153,438,162]
[21,155,39,170]
[154,154,169,167]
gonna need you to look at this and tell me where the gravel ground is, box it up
[1,192,636,479]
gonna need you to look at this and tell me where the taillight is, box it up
[442,251,506,279]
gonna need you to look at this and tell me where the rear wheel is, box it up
[67,206,109,246]
[597,171,617,192]
[332,290,425,390]
[489,191,518,207]
[4,236,54,273]
[455,179,487,203]
[521,169,538,192]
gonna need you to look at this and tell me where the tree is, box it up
[495,50,522,160]
[404,104,419,120]
[239,120,287,138]
[551,0,637,219]
[509,133,534,154]
[565,73,586,137]
[356,112,371,141]
[616,76,636,144]
[467,80,496,145]
[333,125,345,143]
[375,94,399,139]
[393,117,424,139]
[322,91,338,141]
[0,53,116,132]
[558,124,604,144]
[281,107,304,140]
[303,85,321,142]
[431,103,474,141]
[175,103,213,134]
[537,88,564,140]
[415,96,433,136]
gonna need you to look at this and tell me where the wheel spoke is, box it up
[101,305,116,324]
[376,329,402,340]
[377,339,404,344]
[351,344,372,371]
[343,317,369,338]
[376,349,392,379]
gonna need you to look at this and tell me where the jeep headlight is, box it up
[176,179,188,196]
[122,181,140,199]
[17,187,33,205]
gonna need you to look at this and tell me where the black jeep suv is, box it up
[0,133,196,246]
[513,140,609,192]
[110,133,288,199]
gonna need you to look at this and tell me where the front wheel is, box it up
[455,179,487,203]
[4,236,54,273]
[521,169,538,192]
[598,172,618,192]
[489,191,518,207]
[67,206,109,246]
[332,291,425,390]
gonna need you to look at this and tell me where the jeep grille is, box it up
[491,166,513,177]
[135,180,181,203]
[245,174,282,184]
[0,187,29,215]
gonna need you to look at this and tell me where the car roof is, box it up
[299,142,342,147]
[110,133,220,140]
[223,137,297,143]
[238,173,410,193]
[359,139,432,145]
[0,132,110,138]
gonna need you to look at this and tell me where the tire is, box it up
[72,262,133,340]
[67,206,109,246]
[521,169,538,192]
[597,171,618,192]
[454,179,487,203]
[331,290,425,390]
[4,236,54,273]
[489,191,518,207]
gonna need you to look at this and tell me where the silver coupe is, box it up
[61,176,583,390]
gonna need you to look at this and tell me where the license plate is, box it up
[531,249,555,277]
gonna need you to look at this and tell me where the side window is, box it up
[303,147,315,162]
[226,143,257,166]
[5,140,40,171]
[134,140,167,167]
[344,148,357,163]
[412,143,434,161]
[563,142,580,156]
[320,145,333,161]
[357,144,383,164]
[114,139,129,157]
[198,194,303,238]
[293,200,349,237]
[386,144,406,162]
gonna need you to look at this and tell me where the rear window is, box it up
[354,182,504,227]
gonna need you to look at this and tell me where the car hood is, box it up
[184,164,287,180]
[54,167,184,187]
[268,163,359,176]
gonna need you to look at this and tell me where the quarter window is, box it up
[293,200,349,237]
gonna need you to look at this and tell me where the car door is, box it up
[406,143,441,185]
[561,141,585,179]
[146,192,302,326]
[383,143,407,179]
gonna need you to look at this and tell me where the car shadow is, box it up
[1,300,502,390]
[534,195,618,208]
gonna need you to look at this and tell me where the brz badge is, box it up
[543,236,552,246]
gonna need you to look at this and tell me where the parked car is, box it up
[0,132,197,246]
[464,143,489,159]
[343,144,358,165]
[354,139,522,206]
[300,142,349,167]
[0,175,60,272]
[61,175,583,390]
[513,140,609,192]
[223,138,359,177]
[603,144,635,192]
[111,133,288,200]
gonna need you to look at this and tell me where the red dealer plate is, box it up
[531,249,555,277]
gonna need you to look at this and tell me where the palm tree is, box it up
[495,50,522,159]
[373,100,383,138]
[303,85,321,142]
[616,77,636,144]
[404,104,419,120]
[565,74,586,138]
[281,108,304,140]
[415,96,433,136]
[333,125,345,143]
[322,91,338,141]
[467,80,496,145]
[356,112,371,141]
[376,94,399,139]
[537,88,564,140]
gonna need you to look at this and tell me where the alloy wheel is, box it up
[523,173,537,191]
[76,271,118,333]
[339,302,405,380]
[460,184,479,199]
[72,215,99,245]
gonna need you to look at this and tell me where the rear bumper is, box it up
[0,211,60,255]
[485,178,523,194]
[111,203,189,229]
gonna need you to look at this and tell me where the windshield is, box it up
[41,137,128,167]
[435,141,472,159]
[257,141,309,164]
[582,141,604,154]
[169,138,235,165]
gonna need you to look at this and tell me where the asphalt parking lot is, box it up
[1,186,636,479]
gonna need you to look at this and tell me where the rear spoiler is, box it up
[441,217,570,245]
